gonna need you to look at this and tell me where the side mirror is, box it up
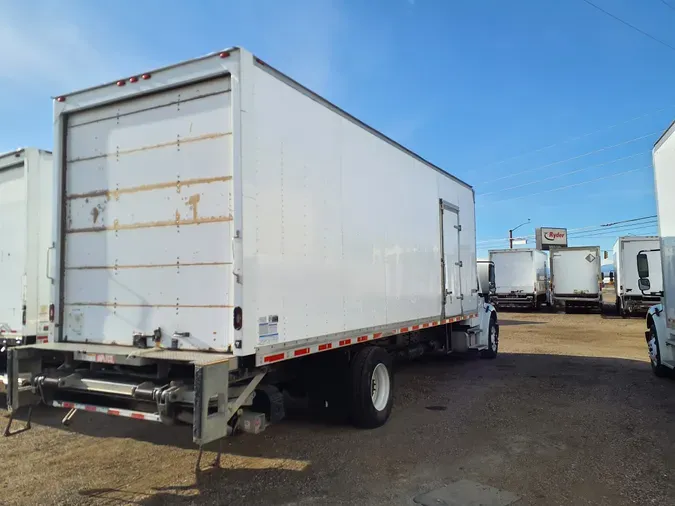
[638,278,651,292]
[603,250,608,260]
[609,271,614,282]
[637,253,650,279]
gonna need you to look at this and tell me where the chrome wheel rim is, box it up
[371,363,390,411]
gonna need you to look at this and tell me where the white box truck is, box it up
[5,48,499,450]
[489,248,548,309]
[550,246,602,312]
[613,236,662,316]
[0,148,53,378]
[639,121,675,376]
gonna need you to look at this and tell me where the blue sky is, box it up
[0,0,671,259]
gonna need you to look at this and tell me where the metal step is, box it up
[660,360,675,370]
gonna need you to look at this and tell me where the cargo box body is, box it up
[613,236,662,314]
[51,48,478,360]
[0,148,53,348]
[489,248,548,308]
[550,246,601,310]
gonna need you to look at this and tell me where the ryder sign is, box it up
[536,227,567,250]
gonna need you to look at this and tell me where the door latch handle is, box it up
[446,289,453,296]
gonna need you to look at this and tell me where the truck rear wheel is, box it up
[350,346,393,428]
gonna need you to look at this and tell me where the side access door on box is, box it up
[440,200,463,317]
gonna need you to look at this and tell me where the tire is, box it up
[647,324,670,378]
[350,347,393,429]
[480,315,499,359]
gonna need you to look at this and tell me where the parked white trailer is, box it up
[5,48,498,449]
[550,246,602,312]
[613,236,662,316]
[489,249,548,309]
[0,148,53,377]
[640,121,675,376]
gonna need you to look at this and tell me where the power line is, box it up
[481,131,658,185]
[477,151,648,197]
[570,223,658,239]
[581,0,675,53]
[487,165,650,205]
[476,215,657,245]
[658,0,675,11]
[474,105,673,172]
[568,220,658,238]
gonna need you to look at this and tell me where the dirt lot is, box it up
[3,306,675,505]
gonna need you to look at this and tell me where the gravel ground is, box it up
[2,302,675,505]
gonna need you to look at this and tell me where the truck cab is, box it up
[641,120,675,376]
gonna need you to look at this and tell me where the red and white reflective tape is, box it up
[52,400,162,422]
[260,313,478,365]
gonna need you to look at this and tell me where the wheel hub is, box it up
[370,363,390,412]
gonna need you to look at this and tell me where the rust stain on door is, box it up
[187,194,200,221]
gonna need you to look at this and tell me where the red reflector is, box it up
[357,336,368,343]
[141,73,151,80]
[49,304,55,322]
[108,409,120,416]
[294,348,310,357]
[130,413,145,420]
[62,402,74,409]
[56,96,66,102]
[373,332,382,339]
[116,80,125,87]
[318,343,332,351]
[339,339,351,346]
[128,76,138,83]
[400,327,409,333]
[264,353,286,363]
[37,336,48,343]
[255,57,266,66]
[219,51,230,58]
[85,405,97,412]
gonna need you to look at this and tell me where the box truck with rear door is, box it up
[639,121,675,376]
[613,236,662,316]
[550,246,602,312]
[0,148,53,381]
[5,48,498,452]
[489,249,548,309]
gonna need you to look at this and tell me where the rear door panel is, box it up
[61,78,234,350]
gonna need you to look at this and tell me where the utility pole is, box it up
[509,219,531,249]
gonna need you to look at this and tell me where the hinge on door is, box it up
[455,261,463,267]
[454,225,462,231]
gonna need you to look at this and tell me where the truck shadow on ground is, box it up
[4,352,675,505]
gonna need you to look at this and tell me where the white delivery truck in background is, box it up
[0,149,53,378]
[613,236,662,316]
[489,249,548,309]
[5,48,498,450]
[550,246,602,312]
[639,121,675,376]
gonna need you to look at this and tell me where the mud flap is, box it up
[193,360,230,446]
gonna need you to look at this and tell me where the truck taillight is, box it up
[233,307,242,330]
[22,305,26,325]
[49,304,55,322]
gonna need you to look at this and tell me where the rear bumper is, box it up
[553,294,600,304]
[493,294,535,306]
